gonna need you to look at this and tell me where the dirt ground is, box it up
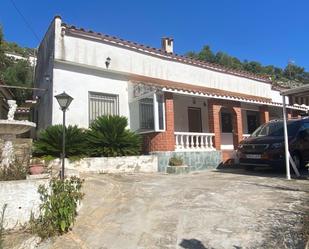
[4,169,309,249]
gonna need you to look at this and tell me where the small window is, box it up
[129,92,165,133]
[139,97,154,129]
[89,92,119,124]
[221,112,233,133]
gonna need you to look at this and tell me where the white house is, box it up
[34,16,307,163]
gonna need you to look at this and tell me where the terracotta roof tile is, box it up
[129,75,272,103]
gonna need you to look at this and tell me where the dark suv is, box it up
[237,118,309,170]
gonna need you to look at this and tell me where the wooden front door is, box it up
[188,107,202,132]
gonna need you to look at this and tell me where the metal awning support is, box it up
[282,95,291,180]
[282,96,301,179]
[281,85,309,179]
[0,85,47,91]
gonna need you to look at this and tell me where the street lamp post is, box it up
[54,92,73,180]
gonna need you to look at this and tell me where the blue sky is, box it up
[1,0,309,70]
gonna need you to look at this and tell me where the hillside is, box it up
[187,45,309,88]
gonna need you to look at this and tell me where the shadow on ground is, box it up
[179,239,209,249]
[216,161,309,180]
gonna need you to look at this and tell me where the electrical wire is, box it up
[9,0,40,42]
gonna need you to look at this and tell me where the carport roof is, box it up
[281,84,309,97]
[281,84,309,108]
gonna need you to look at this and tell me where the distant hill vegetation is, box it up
[187,45,309,88]
[0,26,34,103]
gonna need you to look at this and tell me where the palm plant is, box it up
[33,125,88,158]
[87,115,141,157]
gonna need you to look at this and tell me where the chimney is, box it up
[161,37,174,53]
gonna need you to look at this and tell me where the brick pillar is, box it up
[142,92,175,152]
[208,99,221,150]
[259,105,269,124]
[287,109,292,120]
[232,106,243,148]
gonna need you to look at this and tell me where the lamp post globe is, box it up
[54,92,73,180]
[55,91,73,111]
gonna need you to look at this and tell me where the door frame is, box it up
[187,107,202,133]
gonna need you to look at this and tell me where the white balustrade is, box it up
[174,132,215,151]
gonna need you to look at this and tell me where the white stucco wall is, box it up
[174,95,209,132]
[0,179,49,230]
[54,19,273,99]
[271,88,286,104]
[49,155,158,173]
[52,62,130,128]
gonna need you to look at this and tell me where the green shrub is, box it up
[0,163,27,181]
[40,155,56,164]
[87,115,141,157]
[31,177,84,239]
[33,125,88,158]
[169,156,184,166]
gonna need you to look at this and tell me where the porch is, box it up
[172,94,281,152]
[129,83,305,156]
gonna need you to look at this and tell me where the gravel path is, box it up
[48,170,309,249]
[4,169,308,249]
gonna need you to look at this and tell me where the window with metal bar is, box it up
[89,92,119,124]
[139,97,154,129]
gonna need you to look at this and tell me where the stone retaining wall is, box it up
[0,179,48,230]
[49,155,158,174]
[152,151,222,172]
[0,138,32,165]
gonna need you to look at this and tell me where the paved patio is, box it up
[43,169,308,249]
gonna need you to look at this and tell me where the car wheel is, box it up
[291,153,301,170]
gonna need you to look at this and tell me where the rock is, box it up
[13,236,41,249]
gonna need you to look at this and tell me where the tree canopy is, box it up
[0,25,34,104]
[186,46,309,88]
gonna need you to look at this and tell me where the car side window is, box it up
[301,122,309,131]
[299,122,309,138]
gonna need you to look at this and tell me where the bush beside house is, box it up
[33,125,88,159]
[33,115,141,159]
[87,115,141,157]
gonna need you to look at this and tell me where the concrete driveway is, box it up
[47,169,308,249]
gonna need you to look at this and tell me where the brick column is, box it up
[143,92,175,152]
[208,99,222,150]
[232,106,243,148]
[287,109,292,120]
[259,105,269,124]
